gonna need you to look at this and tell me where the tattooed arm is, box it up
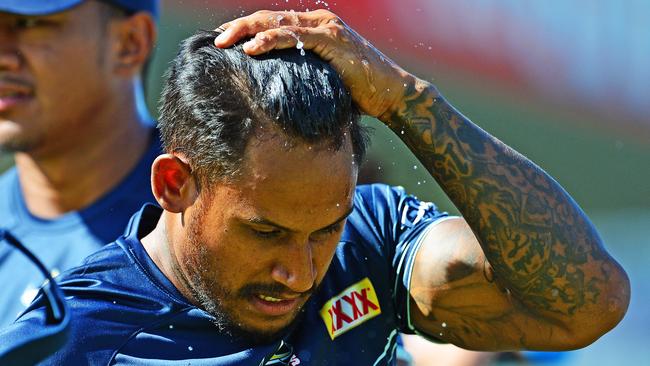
[215,9,631,350]
[383,79,630,350]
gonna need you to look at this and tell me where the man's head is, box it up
[0,0,157,154]
[151,31,368,343]
[158,30,367,183]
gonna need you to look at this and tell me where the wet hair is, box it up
[158,30,368,183]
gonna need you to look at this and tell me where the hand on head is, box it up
[213,9,416,121]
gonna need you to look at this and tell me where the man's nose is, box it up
[270,239,316,294]
[0,26,21,72]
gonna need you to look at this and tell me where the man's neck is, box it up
[14,94,153,219]
[142,212,199,306]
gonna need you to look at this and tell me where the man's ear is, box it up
[110,12,157,76]
[151,154,197,213]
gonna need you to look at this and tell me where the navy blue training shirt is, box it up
[0,131,161,327]
[1,184,450,365]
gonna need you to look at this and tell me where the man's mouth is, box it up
[258,294,284,302]
[250,293,302,317]
[0,86,33,112]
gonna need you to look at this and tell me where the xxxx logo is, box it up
[319,277,381,340]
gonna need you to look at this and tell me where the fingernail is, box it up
[215,29,229,45]
[243,39,257,50]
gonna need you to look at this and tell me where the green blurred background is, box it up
[2,1,648,364]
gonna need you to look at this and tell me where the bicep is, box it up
[408,217,574,351]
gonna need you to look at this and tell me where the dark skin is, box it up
[214,9,630,351]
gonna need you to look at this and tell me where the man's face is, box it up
[0,1,115,154]
[175,132,358,343]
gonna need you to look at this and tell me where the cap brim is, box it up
[0,0,84,16]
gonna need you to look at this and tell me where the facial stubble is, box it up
[182,201,310,345]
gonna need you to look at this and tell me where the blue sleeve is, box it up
[352,184,449,336]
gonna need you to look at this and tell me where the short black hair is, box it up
[158,30,368,183]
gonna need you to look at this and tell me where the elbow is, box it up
[565,264,631,350]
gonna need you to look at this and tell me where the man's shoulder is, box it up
[9,238,188,364]
[58,236,175,305]
[352,183,398,214]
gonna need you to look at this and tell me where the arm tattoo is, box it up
[387,81,619,317]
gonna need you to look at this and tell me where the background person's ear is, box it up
[110,12,157,76]
[151,154,197,213]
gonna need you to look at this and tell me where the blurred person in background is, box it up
[0,9,630,365]
[0,0,159,326]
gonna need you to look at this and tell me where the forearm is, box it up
[383,77,629,324]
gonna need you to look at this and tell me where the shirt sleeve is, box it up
[352,184,451,338]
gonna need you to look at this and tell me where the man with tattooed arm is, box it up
[0,9,629,365]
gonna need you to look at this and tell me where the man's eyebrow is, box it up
[246,206,355,233]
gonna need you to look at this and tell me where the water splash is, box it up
[296,39,305,56]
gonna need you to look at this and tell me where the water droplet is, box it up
[377,166,382,170]
[442,322,447,328]
[112,301,116,304]
[169,324,174,329]
[413,165,418,170]
[400,130,404,135]
[417,181,421,185]
[439,332,443,337]
[336,203,340,207]
[296,39,305,56]
[188,346,193,351]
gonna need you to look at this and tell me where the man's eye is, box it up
[14,18,50,29]
[252,229,281,239]
[311,224,343,241]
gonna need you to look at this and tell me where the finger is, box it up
[241,26,335,57]
[215,11,296,48]
[213,21,231,34]
[242,27,299,54]
[214,10,329,48]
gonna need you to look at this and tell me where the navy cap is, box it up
[0,0,158,18]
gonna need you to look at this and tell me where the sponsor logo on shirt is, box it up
[319,277,381,340]
[260,340,300,365]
